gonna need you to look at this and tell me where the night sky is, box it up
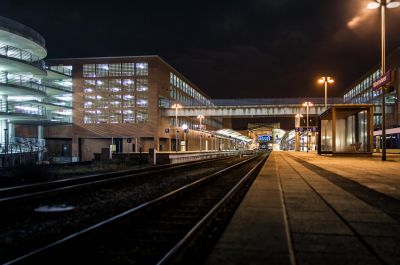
[2,0,400,100]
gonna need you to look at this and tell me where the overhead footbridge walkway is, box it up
[162,98,343,117]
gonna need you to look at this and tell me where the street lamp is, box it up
[197,114,205,151]
[303,102,313,152]
[318,77,334,109]
[171,103,182,152]
[182,124,188,151]
[367,0,399,161]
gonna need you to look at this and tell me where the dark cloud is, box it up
[2,0,400,99]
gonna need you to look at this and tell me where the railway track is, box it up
[3,152,269,265]
[0,154,240,203]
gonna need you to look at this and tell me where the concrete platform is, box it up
[206,151,400,265]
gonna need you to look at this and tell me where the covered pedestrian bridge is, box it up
[162,98,342,117]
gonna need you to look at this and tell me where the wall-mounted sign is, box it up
[373,70,393,90]
[258,135,271,142]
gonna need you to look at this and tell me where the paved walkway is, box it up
[206,151,400,265]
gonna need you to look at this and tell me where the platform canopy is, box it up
[215,129,252,142]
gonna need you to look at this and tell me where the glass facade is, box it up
[169,73,213,107]
[168,72,223,130]
[83,63,148,124]
[343,69,381,105]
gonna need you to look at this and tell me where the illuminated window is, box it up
[109,64,121,76]
[109,79,122,92]
[84,113,96,124]
[83,64,96,77]
[110,112,122,123]
[123,79,135,92]
[136,97,148,107]
[96,64,109,77]
[136,109,148,123]
[96,79,108,91]
[84,101,93,108]
[123,110,135,123]
[123,94,135,107]
[136,78,148,92]
[136,63,148,76]
[122,63,135,76]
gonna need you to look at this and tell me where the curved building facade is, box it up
[0,16,72,166]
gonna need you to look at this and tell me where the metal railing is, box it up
[41,98,72,108]
[45,65,72,76]
[0,101,46,116]
[42,80,72,92]
[0,101,72,123]
[0,44,45,68]
[0,72,46,93]
[47,111,72,123]
[1,137,45,155]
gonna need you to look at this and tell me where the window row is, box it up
[344,69,381,102]
[83,78,148,93]
[344,88,382,104]
[83,63,148,77]
[84,95,148,108]
[169,73,213,106]
[84,109,148,124]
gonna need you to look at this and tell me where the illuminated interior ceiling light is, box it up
[14,105,39,112]
[367,2,380,9]
[56,80,72,86]
[55,95,72,101]
[54,110,72,115]
[8,96,40,101]
[387,1,400,8]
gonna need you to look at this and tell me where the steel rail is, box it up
[157,153,268,265]
[3,153,263,265]
[0,154,240,203]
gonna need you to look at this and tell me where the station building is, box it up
[0,16,252,164]
[0,16,72,166]
[342,48,400,150]
[47,56,233,161]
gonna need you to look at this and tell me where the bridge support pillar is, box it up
[38,125,44,162]
[295,131,300,151]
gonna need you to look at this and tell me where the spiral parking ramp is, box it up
[0,16,72,167]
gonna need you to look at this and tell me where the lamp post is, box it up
[197,115,204,151]
[303,102,313,152]
[171,103,182,152]
[318,77,334,109]
[367,0,399,161]
[182,124,188,151]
